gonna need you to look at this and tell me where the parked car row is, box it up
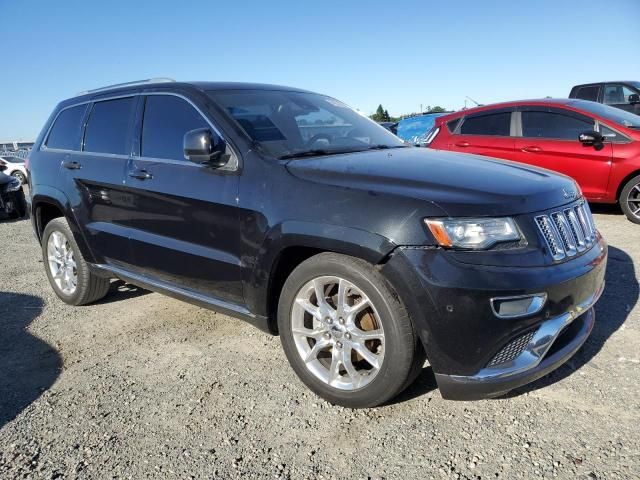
[26,79,607,407]
[0,155,28,184]
[424,98,640,223]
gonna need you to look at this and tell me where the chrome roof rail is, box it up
[76,78,176,96]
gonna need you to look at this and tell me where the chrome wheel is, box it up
[627,182,640,220]
[47,231,77,295]
[291,276,385,391]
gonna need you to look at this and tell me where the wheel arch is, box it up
[616,169,640,202]
[246,221,398,333]
[32,189,96,263]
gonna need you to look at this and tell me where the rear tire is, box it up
[278,252,423,408]
[42,217,110,305]
[620,174,640,224]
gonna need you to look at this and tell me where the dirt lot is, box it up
[0,206,638,479]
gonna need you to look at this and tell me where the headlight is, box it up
[4,177,21,192]
[425,217,521,249]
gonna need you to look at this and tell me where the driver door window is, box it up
[603,84,636,110]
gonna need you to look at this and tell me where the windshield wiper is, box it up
[366,144,408,150]
[279,148,367,160]
[279,149,333,160]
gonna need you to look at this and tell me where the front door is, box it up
[512,107,612,200]
[123,93,243,304]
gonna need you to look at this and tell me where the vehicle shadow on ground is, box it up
[0,291,60,429]
[506,245,638,397]
[93,279,150,305]
[590,203,624,217]
[387,366,439,405]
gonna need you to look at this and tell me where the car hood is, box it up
[285,148,580,216]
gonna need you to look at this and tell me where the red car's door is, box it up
[512,107,612,200]
[446,109,516,161]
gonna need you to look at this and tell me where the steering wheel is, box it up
[305,133,333,147]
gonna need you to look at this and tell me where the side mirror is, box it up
[628,93,640,104]
[579,131,605,150]
[183,128,229,167]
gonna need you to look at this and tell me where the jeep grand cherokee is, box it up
[28,79,607,408]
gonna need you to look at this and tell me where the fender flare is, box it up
[31,186,96,263]
[245,220,397,317]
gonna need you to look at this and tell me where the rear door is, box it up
[446,108,516,160]
[63,95,138,267]
[124,92,243,304]
[512,106,612,200]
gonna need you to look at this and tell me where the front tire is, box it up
[278,253,423,408]
[11,171,26,185]
[42,217,110,305]
[620,174,640,224]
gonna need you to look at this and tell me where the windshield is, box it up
[568,100,640,129]
[397,114,447,144]
[208,89,405,159]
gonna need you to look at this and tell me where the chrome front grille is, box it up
[535,202,596,261]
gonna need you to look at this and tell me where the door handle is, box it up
[128,169,153,180]
[454,141,470,147]
[521,146,542,153]
[62,161,81,170]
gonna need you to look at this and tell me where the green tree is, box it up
[427,106,446,113]
[371,104,385,122]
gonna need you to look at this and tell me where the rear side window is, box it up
[521,111,594,140]
[141,95,210,160]
[46,105,86,150]
[574,85,600,102]
[460,112,511,136]
[84,97,136,155]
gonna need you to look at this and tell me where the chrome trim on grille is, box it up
[535,201,597,261]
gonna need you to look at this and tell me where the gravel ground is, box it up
[0,206,638,479]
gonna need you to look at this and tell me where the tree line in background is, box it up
[370,104,447,123]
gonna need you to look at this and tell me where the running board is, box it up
[91,263,272,333]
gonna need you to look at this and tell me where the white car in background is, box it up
[0,156,27,185]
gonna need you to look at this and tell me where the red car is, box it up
[426,99,640,223]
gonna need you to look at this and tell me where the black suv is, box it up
[29,79,607,407]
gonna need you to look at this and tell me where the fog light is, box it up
[491,293,547,319]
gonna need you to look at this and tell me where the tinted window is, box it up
[600,124,627,142]
[142,95,210,160]
[603,84,636,105]
[46,105,86,150]
[521,111,594,140]
[460,112,511,136]
[575,85,600,102]
[567,100,640,129]
[447,118,461,133]
[84,97,135,155]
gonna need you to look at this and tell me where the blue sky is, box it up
[1,0,639,140]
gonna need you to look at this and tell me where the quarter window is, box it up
[574,85,600,102]
[521,111,594,140]
[459,112,511,136]
[46,105,87,150]
[84,97,136,155]
[142,95,210,160]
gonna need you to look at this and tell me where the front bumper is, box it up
[381,234,607,400]
[435,285,600,400]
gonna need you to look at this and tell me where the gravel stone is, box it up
[0,206,638,478]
